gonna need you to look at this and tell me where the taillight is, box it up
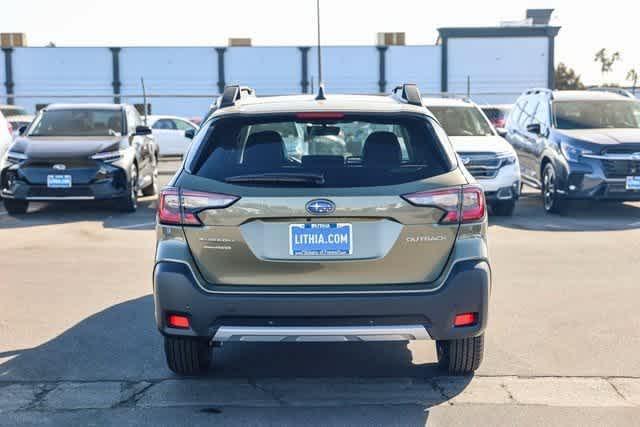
[158,187,239,226]
[402,186,485,224]
[7,121,13,135]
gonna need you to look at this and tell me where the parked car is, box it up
[0,105,34,139]
[481,104,512,131]
[505,89,640,214]
[147,115,199,157]
[154,84,490,376]
[425,98,520,216]
[0,111,13,168]
[0,103,158,214]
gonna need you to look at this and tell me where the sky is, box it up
[1,0,638,86]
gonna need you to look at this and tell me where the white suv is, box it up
[424,98,521,216]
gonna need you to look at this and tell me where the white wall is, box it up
[226,47,300,95]
[120,47,217,117]
[387,46,441,95]
[308,47,379,93]
[9,47,113,113]
[447,37,549,104]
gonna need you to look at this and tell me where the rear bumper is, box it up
[153,259,490,342]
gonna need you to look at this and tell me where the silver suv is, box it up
[153,84,491,376]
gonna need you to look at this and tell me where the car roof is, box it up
[480,104,512,109]
[212,94,433,117]
[148,115,193,122]
[551,91,636,102]
[44,103,126,111]
[422,97,476,108]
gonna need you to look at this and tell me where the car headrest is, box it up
[362,131,402,166]
[243,130,286,166]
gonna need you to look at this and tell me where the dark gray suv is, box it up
[505,89,640,213]
[153,85,491,376]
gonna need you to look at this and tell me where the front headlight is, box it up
[560,142,591,162]
[91,150,124,163]
[497,152,518,166]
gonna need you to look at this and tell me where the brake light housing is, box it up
[158,187,239,226]
[402,186,485,224]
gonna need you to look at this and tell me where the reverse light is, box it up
[402,186,485,224]
[167,314,190,329]
[454,312,478,327]
[158,187,239,226]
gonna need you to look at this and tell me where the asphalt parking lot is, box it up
[1,160,640,426]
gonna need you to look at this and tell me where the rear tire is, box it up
[4,199,28,215]
[491,200,516,216]
[141,167,158,197]
[164,336,211,375]
[436,334,484,376]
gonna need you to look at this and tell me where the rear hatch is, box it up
[166,112,470,286]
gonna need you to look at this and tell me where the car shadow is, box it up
[0,295,471,418]
[0,196,158,231]
[489,191,640,232]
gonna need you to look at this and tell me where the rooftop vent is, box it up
[377,32,405,46]
[1,33,27,48]
[526,9,554,25]
[228,38,252,47]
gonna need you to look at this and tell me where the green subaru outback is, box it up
[153,84,491,376]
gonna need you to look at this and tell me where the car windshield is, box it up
[553,101,640,129]
[28,109,124,137]
[427,106,494,137]
[189,114,452,188]
[0,106,29,117]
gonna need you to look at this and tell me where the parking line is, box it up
[115,221,156,229]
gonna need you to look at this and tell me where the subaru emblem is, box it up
[462,157,472,165]
[52,164,66,171]
[306,199,335,215]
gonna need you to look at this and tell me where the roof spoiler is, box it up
[219,85,256,108]
[391,83,423,106]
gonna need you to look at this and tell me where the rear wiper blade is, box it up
[225,173,325,185]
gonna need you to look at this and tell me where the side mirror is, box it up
[496,127,507,138]
[18,126,28,136]
[135,125,152,136]
[526,123,542,135]
[184,129,196,139]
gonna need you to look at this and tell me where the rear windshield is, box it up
[28,109,124,137]
[188,114,453,188]
[427,106,494,137]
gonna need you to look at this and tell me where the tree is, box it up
[555,63,585,90]
[627,69,638,94]
[594,48,621,83]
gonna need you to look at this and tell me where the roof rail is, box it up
[587,86,635,99]
[391,83,423,106]
[524,88,554,99]
[219,85,256,108]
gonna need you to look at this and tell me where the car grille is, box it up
[458,152,502,179]
[600,147,640,178]
[27,186,94,198]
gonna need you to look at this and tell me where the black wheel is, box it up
[164,336,211,375]
[4,199,28,215]
[436,334,484,376]
[115,166,138,212]
[491,200,516,216]
[542,163,569,215]
[141,166,158,197]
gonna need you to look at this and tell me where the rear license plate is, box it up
[47,175,72,188]
[289,223,352,256]
[626,176,640,190]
